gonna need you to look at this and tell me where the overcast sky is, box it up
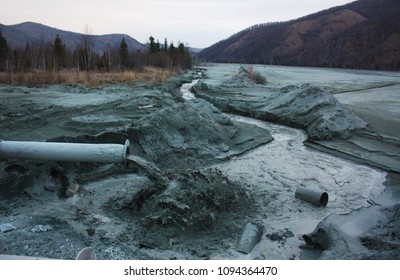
[1,0,352,48]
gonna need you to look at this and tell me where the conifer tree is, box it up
[164,38,168,51]
[53,34,66,72]
[0,29,9,71]
[119,37,129,68]
[149,36,157,53]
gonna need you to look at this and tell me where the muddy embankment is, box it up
[192,66,400,173]
[1,65,399,260]
[0,72,274,259]
[192,65,400,259]
[193,66,366,140]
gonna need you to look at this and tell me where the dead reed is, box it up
[246,65,267,85]
[0,67,176,87]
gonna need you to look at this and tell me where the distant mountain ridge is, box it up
[0,22,145,53]
[198,0,400,70]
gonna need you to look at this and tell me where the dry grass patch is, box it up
[245,65,267,85]
[0,67,176,87]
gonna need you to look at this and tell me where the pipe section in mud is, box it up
[295,187,329,207]
[0,139,130,164]
[237,223,262,254]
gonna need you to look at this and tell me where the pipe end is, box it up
[320,192,328,207]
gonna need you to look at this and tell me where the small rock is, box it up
[0,223,16,233]
[86,228,96,236]
[266,228,294,242]
[31,225,52,233]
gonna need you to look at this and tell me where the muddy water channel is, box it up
[215,115,386,259]
[182,77,387,259]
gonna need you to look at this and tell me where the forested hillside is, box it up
[0,22,145,54]
[198,0,400,70]
[0,22,192,73]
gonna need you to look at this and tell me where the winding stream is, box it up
[181,77,388,259]
[181,79,200,100]
[217,114,386,259]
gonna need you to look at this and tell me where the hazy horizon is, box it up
[1,0,352,48]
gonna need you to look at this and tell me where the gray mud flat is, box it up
[1,65,399,260]
[193,65,400,172]
[0,74,272,260]
[192,64,400,259]
[309,83,400,173]
[211,114,389,259]
[192,67,367,140]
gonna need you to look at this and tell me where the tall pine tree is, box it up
[53,34,66,72]
[0,29,9,71]
[119,37,129,69]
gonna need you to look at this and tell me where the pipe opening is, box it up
[320,192,329,207]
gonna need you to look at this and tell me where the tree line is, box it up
[0,30,192,73]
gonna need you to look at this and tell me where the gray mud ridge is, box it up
[131,99,273,171]
[0,81,272,259]
[302,204,400,259]
[193,66,400,172]
[51,98,273,173]
[193,71,366,140]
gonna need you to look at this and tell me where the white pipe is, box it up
[295,187,329,207]
[0,139,130,164]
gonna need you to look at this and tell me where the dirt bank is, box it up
[0,72,273,259]
[193,68,366,140]
[1,65,399,260]
[192,65,400,173]
[307,83,400,173]
[191,64,400,260]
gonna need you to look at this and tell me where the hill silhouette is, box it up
[198,0,400,70]
[0,22,145,53]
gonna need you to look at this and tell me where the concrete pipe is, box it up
[0,139,130,165]
[75,247,96,260]
[295,187,328,207]
[236,223,262,254]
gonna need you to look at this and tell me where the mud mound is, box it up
[127,168,256,250]
[194,81,366,140]
[253,85,367,139]
[302,204,400,259]
[52,99,273,172]
[141,168,253,228]
[0,96,272,258]
[222,66,266,87]
[131,99,273,170]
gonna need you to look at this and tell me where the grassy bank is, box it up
[0,67,176,87]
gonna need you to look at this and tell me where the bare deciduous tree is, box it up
[79,25,94,71]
